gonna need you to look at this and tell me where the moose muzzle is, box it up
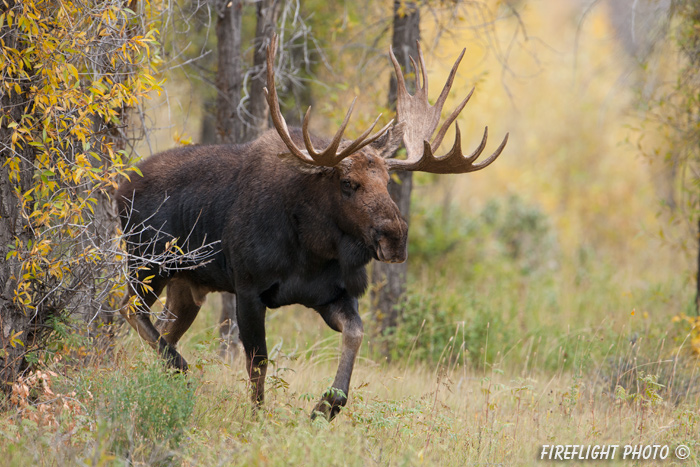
[374,217,408,263]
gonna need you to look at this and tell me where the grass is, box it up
[1,246,699,466]
[1,195,698,466]
[2,195,699,466]
[1,341,698,466]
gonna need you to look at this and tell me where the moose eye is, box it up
[341,180,357,195]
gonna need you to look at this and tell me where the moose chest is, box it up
[225,186,373,310]
[256,258,365,310]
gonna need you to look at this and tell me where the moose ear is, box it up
[370,121,406,159]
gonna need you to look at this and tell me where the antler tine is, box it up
[434,48,465,111]
[466,126,489,163]
[391,123,508,174]
[302,98,356,165]
[416,41,429,95]
[468,130,509,171]
[340,114,394,156]
[431,87,474,151]
[265,33,392,167]
[264,35,315,164]
[390,43,442,161]
[300,106,316,155]
[302,99,394,165]
[445,124,509,173]
[389,45,409,99]
[405,43,430,97]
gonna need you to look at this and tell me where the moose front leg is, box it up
[236,293,268,407]
[313,294,364,420]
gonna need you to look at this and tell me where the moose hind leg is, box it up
[119,274,189,371]
[313,294,363,420]
[156,276,205,347]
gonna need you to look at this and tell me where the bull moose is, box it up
[116,36,508,420]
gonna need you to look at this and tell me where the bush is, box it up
[387,288,517,368]
[96,358,198,462]
[390,194,559,367]
[480,194,559,276]
[409,193,559,279]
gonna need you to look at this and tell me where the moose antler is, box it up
[264,35,394,167]
[385,42,509,174]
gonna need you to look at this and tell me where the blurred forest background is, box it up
[2,0,700,465]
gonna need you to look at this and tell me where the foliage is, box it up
[633,0,700,293]
[409,193,559,278]
[0,356,196,465]
[408,199,480,268]
[6,368,89,429]
[479,195,559,276]
[390,194,559,366]
[387,288,517,368]
[0,0,164,376]
[96,358,198,461]
[0,330,697,466]
[672,312,700,356]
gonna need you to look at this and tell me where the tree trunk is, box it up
[0,5,40,386]
[242,0,282,142]
[0,136,37,387]
[371,1,420,354]
[213,0,244,361]
[215,0,244,144]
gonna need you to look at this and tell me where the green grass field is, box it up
[1,199,698,465]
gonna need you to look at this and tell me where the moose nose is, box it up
[375,216,408,263]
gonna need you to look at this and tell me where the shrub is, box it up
[391,194,559,367]
[388,288,517,368]
[96,359,198,462]
[479,194,559,276]
[409,193,559,280]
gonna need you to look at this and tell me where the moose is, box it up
[116,36,508,420]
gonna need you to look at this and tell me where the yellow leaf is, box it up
[10,330,24,348]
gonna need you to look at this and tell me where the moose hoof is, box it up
[164,349,189,372]
[310,389,347,421]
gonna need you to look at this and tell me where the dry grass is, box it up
[1,303,698,467]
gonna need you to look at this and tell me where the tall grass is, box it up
[1,192,697,465]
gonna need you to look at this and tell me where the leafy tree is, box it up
[631,0,700,311]
[668,1,700,311]
[0,0,163,385]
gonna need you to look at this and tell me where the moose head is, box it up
[262,35,507,264]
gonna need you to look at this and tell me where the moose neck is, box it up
[286,169,373,294]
